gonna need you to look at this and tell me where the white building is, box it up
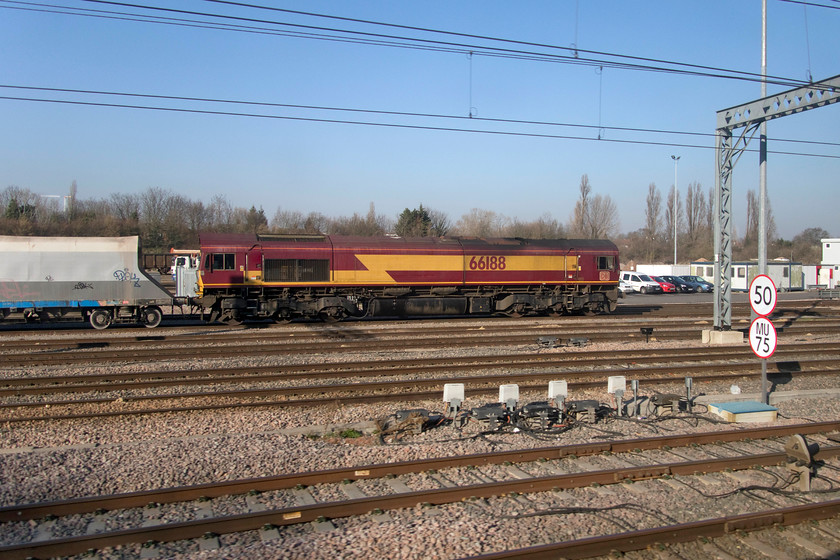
[819,238,840,289]
[634,264,690,277]
[690,260,803,291]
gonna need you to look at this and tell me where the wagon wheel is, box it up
[89,308,113,330]
[141,306,163,328]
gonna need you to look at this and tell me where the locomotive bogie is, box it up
[196,233,620,322]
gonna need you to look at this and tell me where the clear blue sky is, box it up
[1,0,837,239]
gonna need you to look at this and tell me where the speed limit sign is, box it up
[749,316,777,359]
[749,274,777,317]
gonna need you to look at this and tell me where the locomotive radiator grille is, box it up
[263,259,330,282]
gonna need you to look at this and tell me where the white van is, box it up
[620,271,663,294]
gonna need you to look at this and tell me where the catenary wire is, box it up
[2,94,837,160]
[1,0,818,89]
[2,1,837,156]
[198,0,809,87]
[3,84,838,149]
[779,0,840,9]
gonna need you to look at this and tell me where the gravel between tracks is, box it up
[2,322,840,559]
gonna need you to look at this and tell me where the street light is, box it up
[671,155,680,266]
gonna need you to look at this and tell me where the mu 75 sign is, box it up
[749,316,777,359]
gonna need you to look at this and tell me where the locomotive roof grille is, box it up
[257,234,327,243]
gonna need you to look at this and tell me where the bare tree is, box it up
[664,187,682,248]
[568,175,618,239]
[454,208,507,237]
[587,194,619,239]
[184,201,208,234]
[427,207,451,237]
[684,182,706,238]
[745,190,758,244]
[110,193,140,222]
[532,213,565,238]
[569,175,592,237]
[644,183,662,261]
[245,206,268,234]
[303,212,328,233]
[140,187,171,227]
[707,187,715,233]
[271,208,306,232]
[1,186,39,218]
[67,180,77,218]
[207,195,233,231]
[743,189,777,247]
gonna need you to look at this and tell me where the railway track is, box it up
[1,316,839,367]
[4,298,840,559]
[0,297,836,334]
[2,341,836,395]
[474,502,840,559]
[3,422,840,559]
[3,342,839,423]
[0,302,835,349]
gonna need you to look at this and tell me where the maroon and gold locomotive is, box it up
[196,233,619,323]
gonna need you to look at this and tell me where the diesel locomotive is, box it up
[196,233,620,324]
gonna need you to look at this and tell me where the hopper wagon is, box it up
[0,236,175,329]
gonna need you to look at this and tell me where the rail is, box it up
[2,423,840,559]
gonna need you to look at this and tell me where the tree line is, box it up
[0,178,829,264]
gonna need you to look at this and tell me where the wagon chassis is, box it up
[0,302,168,330]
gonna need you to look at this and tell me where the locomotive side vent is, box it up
[264,259,329,282]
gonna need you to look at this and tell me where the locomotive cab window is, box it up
[209,253,236,271]
[597,256,615,270]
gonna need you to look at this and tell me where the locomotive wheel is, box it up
[319,307,345,323]
[549,304,567,316]
[141,306,163,328]
[273,308,293,324]
[219,310,243,325]
[505,303,528,318]
[89,309,112,330]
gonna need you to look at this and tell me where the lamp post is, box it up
[671,155,680,266]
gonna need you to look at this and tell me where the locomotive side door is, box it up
[565,252,580,282]
[245,245,263,284]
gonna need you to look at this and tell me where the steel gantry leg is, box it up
[713,74,840,331]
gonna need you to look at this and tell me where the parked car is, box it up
[651,276,676,293]
[619,271,663,294]
[676,276,706,292]
[681,275,714,292]
[661,275,696,293]
[619,279,634,295]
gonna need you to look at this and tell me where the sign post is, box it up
[749,275,777,404]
